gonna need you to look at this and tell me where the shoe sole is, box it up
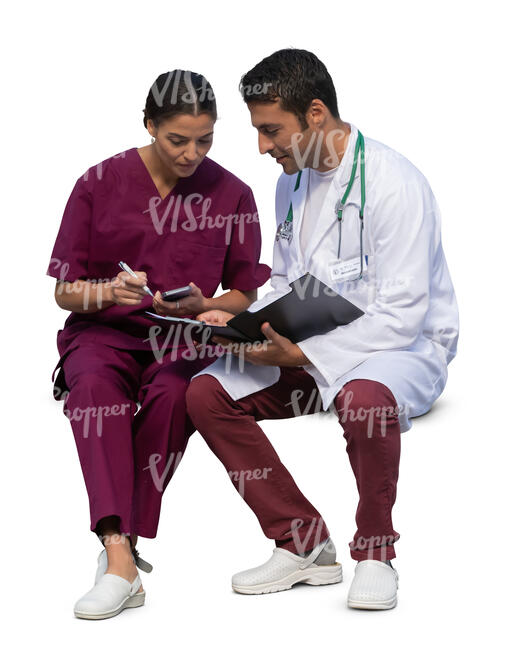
[74,590,146,620]
[232,563,343,595]
[347,595,397,610]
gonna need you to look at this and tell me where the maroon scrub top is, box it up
[47,147,271,381]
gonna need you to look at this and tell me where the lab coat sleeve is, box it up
[247,175,292,313]
[220,186,271,291]
[46,173,93,283]
[297,179,435,387]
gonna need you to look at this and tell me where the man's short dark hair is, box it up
[239,49,340,129]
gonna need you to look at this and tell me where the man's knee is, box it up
[186,374,227,428]
[334,379,399,432]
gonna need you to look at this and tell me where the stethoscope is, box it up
[276,129,366,278]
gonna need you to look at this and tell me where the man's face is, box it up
[248,99,313,175]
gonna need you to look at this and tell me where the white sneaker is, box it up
[232,540,342,595]
[74,573,145,619]
[347,560,399,610]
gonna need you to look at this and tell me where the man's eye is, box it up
[265,129,279,135]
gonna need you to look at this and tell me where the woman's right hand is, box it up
[195,309,235,326]
[193,309,236,351]
[109,271,149,306]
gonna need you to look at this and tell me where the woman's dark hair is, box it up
[239,49,339,129]
[143,70,217,129]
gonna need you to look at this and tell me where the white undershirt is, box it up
[300,165,339,253]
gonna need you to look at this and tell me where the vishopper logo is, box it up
[287,128,350,170]
[335,388,407,439]
[285,132,398,175]
[49,258,115,310]
[151,70,215,107]
[53,383,69,402]
[285,272,370,303]
[143,192,259,243]
[239,80,274,98]
[289,274,340,301]
[290,517,328,556]
[285,386,406,429]
[97,532,132,548]
[143,322,226,364]
[285,387,328,417]
[48,257,71,284]
[63,401,132,439]
[221,339,274,374]
[430,323,458,358]
[144,451,184,493]
[350,534,398,562]
[82,151,127,182]
[289,270,419,300]
[228,466,273,498]
[376,274,416,296]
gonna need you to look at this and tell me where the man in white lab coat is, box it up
[185,49,459,610]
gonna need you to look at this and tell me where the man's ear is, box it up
[306,99,328,130]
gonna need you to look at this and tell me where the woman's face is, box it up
[150,113,215,178]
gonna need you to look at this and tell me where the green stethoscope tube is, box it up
[285,129,366,274]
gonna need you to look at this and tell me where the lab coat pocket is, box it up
[167,241,227,297]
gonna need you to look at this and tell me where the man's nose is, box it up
[258,133,274,155]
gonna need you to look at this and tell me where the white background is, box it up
[2,0,515,647]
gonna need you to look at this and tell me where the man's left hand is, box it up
[212,322,310,367]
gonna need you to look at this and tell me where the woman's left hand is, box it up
[152,282,207,317]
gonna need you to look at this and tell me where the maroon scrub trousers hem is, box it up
[186,368,401,562]
[57,340,215,538]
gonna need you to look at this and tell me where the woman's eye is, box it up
[198,139,212,144]
[169,139,186,146]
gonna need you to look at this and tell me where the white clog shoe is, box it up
[94,546,153,584]
[347,560,399,610]
[94,549,108,584]
[74,572,145,620]
[232,540,342,595]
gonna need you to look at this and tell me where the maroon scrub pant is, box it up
[186,367,401,561]
[59,342,214,537]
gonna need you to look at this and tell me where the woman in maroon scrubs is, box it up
[47,70,270,618]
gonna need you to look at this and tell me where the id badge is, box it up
[329,256,367,281]
[276,220,293,243]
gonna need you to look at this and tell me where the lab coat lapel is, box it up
[303,123,360,264]
[290,169,309,276]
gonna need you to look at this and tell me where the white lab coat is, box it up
[192,123,459,433]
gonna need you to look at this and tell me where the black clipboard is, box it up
[144,273,364,344]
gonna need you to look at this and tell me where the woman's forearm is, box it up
[56,282,256,315]
[54,280,116,313]
[203,289,257,314]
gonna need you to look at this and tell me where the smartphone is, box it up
[161,286,192,302]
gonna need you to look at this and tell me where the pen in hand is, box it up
[118,261,154,298]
